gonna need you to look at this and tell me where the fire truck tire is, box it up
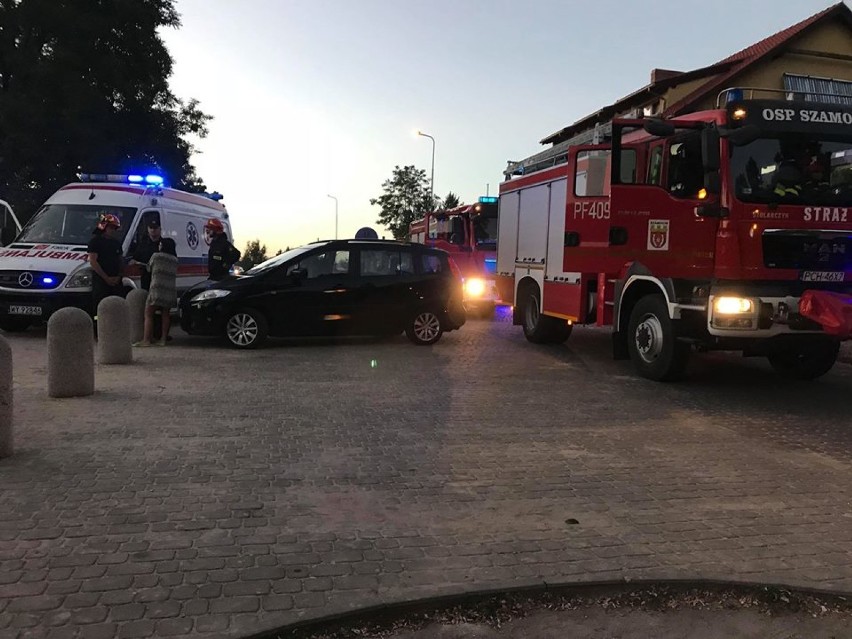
[224,308,268,349]
[406,309,443,345]
[627,294,689,381]
[767,339,839,380]
[549,320,573,344]
[522,289,551,343]
[0,317,32,333]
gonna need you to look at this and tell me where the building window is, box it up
[784,73,852,105]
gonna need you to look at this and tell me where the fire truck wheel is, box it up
[522,289,551,343]
[406,310,443,345]
[0,317,32,333]
[550,320,573,344]
[767,339,839,380]
[627,295,689,381]
[224,308,268,349]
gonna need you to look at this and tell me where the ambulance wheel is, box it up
[225,308,268,349]
[522,289,550,343]
[0,317,31,333]
[406,309,443,345]
[767,339,839,380]
[627,294,689,381]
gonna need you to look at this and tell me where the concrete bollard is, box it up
[127,288,148,344]
[97,296,132,365]
[0,335,12,458]
[48,308,94,398]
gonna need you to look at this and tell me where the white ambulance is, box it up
[0,173,234,332]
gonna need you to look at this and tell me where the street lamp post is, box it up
[416,131,436,208]
[326,194,338,239]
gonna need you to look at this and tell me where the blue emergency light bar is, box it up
[79,173,165,186]
[479,196,498,204]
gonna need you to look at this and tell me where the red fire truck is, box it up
[497,88,852,381]
[409,197,500,315]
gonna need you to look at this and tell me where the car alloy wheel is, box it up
[413,311,441,342]
[227,312,259,347]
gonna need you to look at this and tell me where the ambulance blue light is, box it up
[145,175,164,185]
[42,277,54,285]
[479,196,498,204]
[127,175,144,183]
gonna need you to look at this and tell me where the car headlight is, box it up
[191,289,231,303]
[65,268,93,289]
[464,277,487,298]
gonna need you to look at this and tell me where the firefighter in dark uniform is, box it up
[205,218,241,280]
[87,214,125,325]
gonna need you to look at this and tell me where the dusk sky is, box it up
[162,0,841,251]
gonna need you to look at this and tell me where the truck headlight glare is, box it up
[714,296,754,314]
[464,278,487,298]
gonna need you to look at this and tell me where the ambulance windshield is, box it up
[17,204,136,245]
[730,135,852,206]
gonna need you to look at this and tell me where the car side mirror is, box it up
[289,268,307,284]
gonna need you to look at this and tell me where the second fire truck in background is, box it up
[409,196,500,316]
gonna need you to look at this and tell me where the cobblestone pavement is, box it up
[1,315,852,638]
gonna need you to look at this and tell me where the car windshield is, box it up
[245,245,314,275]
[17,204,136,245]
[730,135,852,206]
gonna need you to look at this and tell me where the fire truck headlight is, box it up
[464,277,487,298]
[711,296,759,330]
[65,268,93,289]
[191,289,231,303]
[713,296,754,314]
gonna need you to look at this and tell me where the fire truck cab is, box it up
[497,89,852,381]
[409,197,500,315]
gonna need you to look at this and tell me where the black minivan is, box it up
[180,239,466,348]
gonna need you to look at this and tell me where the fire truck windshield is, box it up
[730,135,852,206]
[17,204,136,245]
[473,214,498,245]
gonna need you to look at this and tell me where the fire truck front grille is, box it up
[762,231,852,270]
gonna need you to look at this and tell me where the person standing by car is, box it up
[87,214,124,324]
[136,238,178,347]
[131,219,162,290]
[205,218,240,281]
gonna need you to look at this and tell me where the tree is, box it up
[370,165,433,240]
[0,0,211,223]
[238,239,267,271]
[441,191,462,210]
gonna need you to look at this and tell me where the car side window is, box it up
[360,249,416,276]
[287,250,350,278]
[421,253,443,274]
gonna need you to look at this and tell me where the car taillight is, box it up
[448,258,463,281]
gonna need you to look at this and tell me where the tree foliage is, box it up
[0,0,211,222]
[238,239,267,270]
[370,165,433,240]
[441,191,461,210]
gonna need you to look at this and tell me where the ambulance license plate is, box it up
[8,305,42,316]
[800,271,845,283]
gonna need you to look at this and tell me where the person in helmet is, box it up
[87,213,125,323]
[205,218,241,280]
